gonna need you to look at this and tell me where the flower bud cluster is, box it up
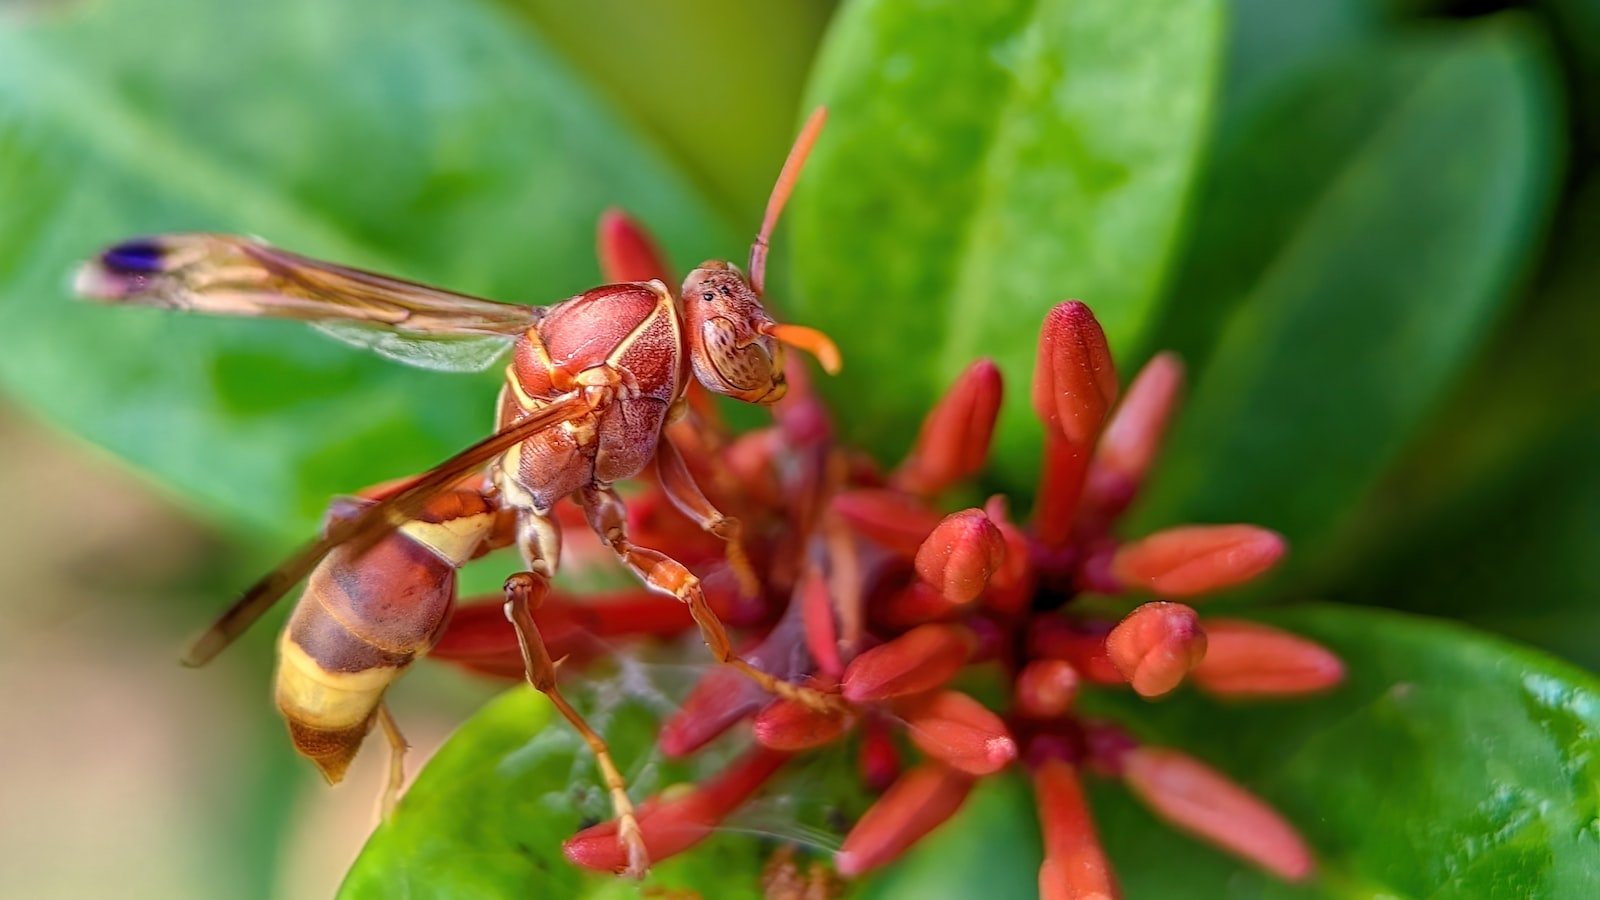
[427,211,1345,889]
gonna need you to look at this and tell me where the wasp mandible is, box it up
[75,109,840,878]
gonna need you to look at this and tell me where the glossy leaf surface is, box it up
[343,686,858,898]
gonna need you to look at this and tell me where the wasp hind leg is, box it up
[504,510,648,879]
[375,702,408,820]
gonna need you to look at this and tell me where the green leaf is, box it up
[342,685,861,897]
[1534,0,1600,145]
[1217,0,1387,131]
[502,0,839,223]
[343,690,631,898]
[1306,175,1600,667]
[868,605,1600,897]
[855,774,1041,900]
[1331,416,1600,673]
[1132,20,1563,577]
[0,0,733,536]
[787,0,1223,495]
[1316,159,1600,664]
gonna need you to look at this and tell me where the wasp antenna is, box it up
[750,106,828,296]
[763,322,842,375]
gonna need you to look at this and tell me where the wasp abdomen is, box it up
[275,495,495,783]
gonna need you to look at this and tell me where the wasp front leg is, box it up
[578,484,844,713]
[502,508,649,879]
[655,430,760,598]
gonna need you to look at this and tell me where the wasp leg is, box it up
[578,484,844,714]
[375,702,408,820]
[504,512,647,879]
[654,433,759,598]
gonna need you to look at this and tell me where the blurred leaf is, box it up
[854,774,1040,900]
[787,0,1223,495]
[503,0,838,223]
[881,605,1600,897]
[1307,174,1600,653]
[1537,0,1600,151]
[1132,20,1563,578]
[0,0,734,536]
[1218,0,1388,130]
[1357,173,1600,518]
[343,686,858,897]
[1330,417,1600,672]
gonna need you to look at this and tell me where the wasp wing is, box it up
[76,233,542,371]
[310,322,514,373]
[181,393,589,667]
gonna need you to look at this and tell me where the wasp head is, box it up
[681,261,788,404]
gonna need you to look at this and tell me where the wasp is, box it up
[74,109,841,878]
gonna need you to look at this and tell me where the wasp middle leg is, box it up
[578,484,844,713]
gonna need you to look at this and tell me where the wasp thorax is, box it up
[681,261,787,405]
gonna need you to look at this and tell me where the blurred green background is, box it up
[1,0,1597,897]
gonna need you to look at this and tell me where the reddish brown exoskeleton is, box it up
[74,109,841,878]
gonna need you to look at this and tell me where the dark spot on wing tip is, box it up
[100,238,168,274]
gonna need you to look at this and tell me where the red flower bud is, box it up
[430,590,692,679]
[1032,301,1118,444]
[720,428,784,508]
[1083,352,1184,527]
[773,356,833,444]
[831,489,943,557]
[658,666,765,758]
[799,567,843,678]
[1112,525,1285,598]
[565,747,789,872]
[892,359,1003,495]
[896,691,1017,776]
[1031,302,1118,547]
[1033,759,1120,900]
[982,496,1036,616]
[660,607,812,757]
[836,763,974,877]
[1027,618,1125,685]
[753,696,856,751]
[1081,722,1138,778]
[858,719,903,793]
[914,509,1005,605]
[1105,602,1207,698]
[1191,619,1345,697]
[1122,747,1315,882]
[1015,659,1081,719]
[596,208,673,283]
[872,581,959,631]
[1035,435,1093,547]
[842,623,975,703]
